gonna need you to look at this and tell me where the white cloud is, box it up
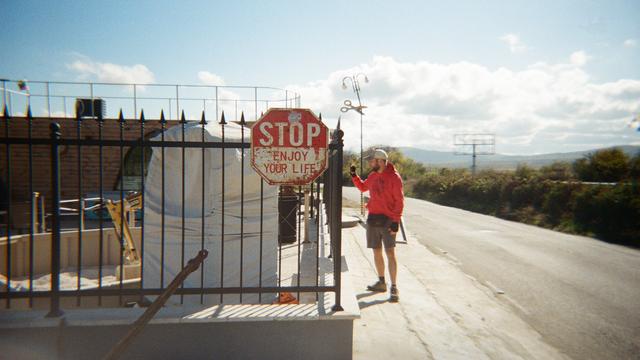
[286,55,640,155]
[196,71,244,120]
[198,71,226,86]
[67,56,155,84]
[500,34,527,53]
[569,50,591,66]
[623,39,637,48]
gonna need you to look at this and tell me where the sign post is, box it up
[251,108,329,185]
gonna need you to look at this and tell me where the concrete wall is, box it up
[1,228,142,309]
[1,317,353,360]
[1,227,141,278]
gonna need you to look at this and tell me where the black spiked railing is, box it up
[0,108,345,313]
[179,109,186,304]
[139,110,146,301]
[27,105,34,307]
[75,106,83,307]
[118,109,126,306]
[160,110,166,289]
[219,110,226,304]
[3,105,11,310]
[46,122,63,317]
[240,112,246,303]
[97,109,105,306]
[329,127,345,312]
[200,110,206,304]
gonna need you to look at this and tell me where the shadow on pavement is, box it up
[356,292,379,300]
[358,298,389,309]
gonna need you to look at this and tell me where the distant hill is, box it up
[400,145,640,169]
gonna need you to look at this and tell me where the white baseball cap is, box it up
[366,149,388,160]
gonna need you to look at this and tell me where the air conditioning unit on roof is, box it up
[75,98,106,119]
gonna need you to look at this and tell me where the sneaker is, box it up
[366,280,387,292]
[389,286,399,302]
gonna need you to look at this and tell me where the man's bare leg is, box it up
[386,247,399,302]
[366,247,388,292]
[373,247,385,278]
[385,247,397,286]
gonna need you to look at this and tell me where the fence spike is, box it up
[26,104,33,119]
[118,109,125,123]
[219,110,227,125]
[74,103,82,122]
[200,110,207,125]
[336,115,341,130]
[2,104,9,118]
[160,110,167,124]
[240,111,246,126]
[179,110,186,124]
[139,109,146,122]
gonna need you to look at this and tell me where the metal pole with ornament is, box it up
[341,73,368,216]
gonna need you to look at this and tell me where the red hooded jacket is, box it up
[352,162,404,222]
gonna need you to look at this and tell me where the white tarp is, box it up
[143,121,278,305]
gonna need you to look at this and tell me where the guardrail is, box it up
[0,79,301,121]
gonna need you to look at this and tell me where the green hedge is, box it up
[345,147,640,246]
[412,170,639,246]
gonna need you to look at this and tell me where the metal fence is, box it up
[0,99,345,315]
[1,79,301,122]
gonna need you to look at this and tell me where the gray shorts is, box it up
[366,223,397,249]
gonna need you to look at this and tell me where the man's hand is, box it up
[389,222,399,235]
[349,165,357,177]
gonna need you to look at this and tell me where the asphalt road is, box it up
[343,187,640,360]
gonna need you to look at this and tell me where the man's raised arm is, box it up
[350,165,368,192]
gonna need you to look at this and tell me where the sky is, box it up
[1,0,639,154]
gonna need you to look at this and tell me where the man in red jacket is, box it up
[351,149,404,302]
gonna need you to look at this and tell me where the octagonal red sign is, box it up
[251,108,328,185]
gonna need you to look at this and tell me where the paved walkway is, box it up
[342,209,568,360]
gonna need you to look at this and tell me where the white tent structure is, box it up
[142,121,279,305]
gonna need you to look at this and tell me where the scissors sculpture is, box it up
[340,99,367,115]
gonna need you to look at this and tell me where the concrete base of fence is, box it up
[1,203,360,359]
[0,238,360,359]
[0,291,359,359]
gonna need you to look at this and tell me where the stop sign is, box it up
[251,108,329,185]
